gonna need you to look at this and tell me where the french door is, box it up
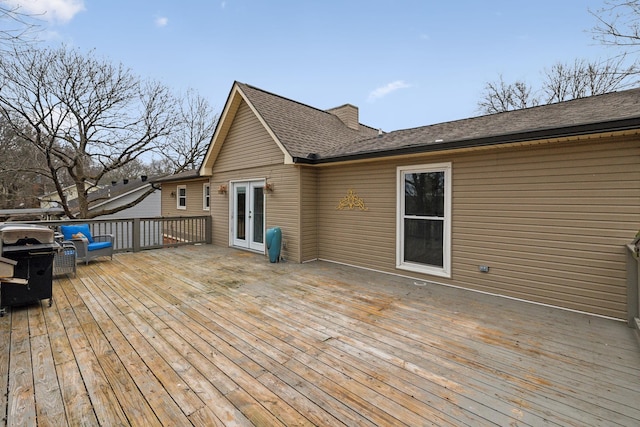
[232,181,265,252]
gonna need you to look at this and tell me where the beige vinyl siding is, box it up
[317,162,397,268]
[213,101,286,173]
[300,167,318,261]
[211,164,300,261]
[210,99,301,262]
[452,136,639,319]
[266,165,300,262]
[317,136,640,319]
[158,178,210,242]
[210,178,230,250]
[160,179,210,217]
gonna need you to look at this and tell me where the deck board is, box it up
[1,244,639,426]
[8,308,35,427]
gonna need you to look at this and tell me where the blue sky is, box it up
[4,0,621,132]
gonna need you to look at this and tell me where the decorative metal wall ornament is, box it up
[336,189,368,211]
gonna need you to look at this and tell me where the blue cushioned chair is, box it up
[60,224,114,265]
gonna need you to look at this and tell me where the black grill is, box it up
[0,224,59,316]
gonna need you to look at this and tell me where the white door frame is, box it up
[230,180,265,253]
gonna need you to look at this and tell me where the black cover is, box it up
[1,250,55,310]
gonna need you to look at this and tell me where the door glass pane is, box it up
[236,187,246,240]
[404,218,444,267]
[252,186,264,244]
[405,172,444,217]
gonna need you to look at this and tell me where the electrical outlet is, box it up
[479,265,490,273]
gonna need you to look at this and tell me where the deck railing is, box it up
[27,216,211,253]
[626,244,640,339]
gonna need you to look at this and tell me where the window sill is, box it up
[397,262,450,279]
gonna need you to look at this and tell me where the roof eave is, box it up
[292,117,640,165]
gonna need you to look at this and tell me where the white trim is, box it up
[176,185,187,210]
[229,178,266,253]
[396,162,452,278]
[203,183,210,211]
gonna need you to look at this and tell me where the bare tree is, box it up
[0,45,179,218]
[478,75,538,114]
[0,116,47,208]
[162,89,218,172]
[542,57,638,103]
[101,158,155,183]
[591,0,640,48]
[478,57,638,114]
[0,3,40,51]
[479,1,640,114]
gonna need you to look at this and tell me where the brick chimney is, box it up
[327,104,359,131]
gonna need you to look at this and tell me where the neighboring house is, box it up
[59,175,161,219]
[87,175,162,219]
[172,81,640,321]
[39,181,99,210]
[0,208,64,222]
[76,175,163,250]
[39,176,161,219]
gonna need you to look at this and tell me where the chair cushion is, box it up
[60,224,94,243]
[87,241,112,251]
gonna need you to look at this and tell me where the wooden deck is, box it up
[1,245,639,426]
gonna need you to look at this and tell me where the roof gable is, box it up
[200,82,379,174]
[200,82,293,174]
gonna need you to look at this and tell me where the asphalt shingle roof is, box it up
[236,83,379,159]
[331,87,640,160]
[65,175,165,212]
[152,169,201,183]
[235,83,640,163]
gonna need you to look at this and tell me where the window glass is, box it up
[177,186,186,208]
[203,184,210,210]
[236,187,246,240]
[404,172,444,217]
[253,186,264,244]
[397,164,451,277]
[403,218,444,267]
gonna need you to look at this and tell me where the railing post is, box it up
[626,244,640,345]
[205,215,212,244]
[133,218,141,252]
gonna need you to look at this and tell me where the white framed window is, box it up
[203,183,210,211]
[177,185,187,210]
[396,162,452,278]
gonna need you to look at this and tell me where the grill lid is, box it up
[0,224,54,245]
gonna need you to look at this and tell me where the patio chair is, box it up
[59,224,114,265]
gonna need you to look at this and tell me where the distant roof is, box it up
[0,208,64,221]
[65,175,165,212]
[152,169,204,183]
[232,83,640,164]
